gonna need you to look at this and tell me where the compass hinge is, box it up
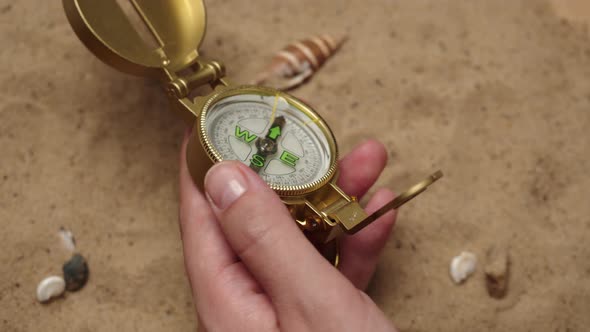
[165,60,226,99]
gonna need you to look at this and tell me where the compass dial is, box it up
[203,92,334,189]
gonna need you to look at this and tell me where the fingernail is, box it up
[205,163,248,210]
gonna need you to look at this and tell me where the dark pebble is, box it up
[63,254,89,292]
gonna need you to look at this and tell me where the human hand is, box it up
[179,131,398,332]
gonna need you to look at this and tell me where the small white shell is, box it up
[449,251,477,284]
[36,276,66,302]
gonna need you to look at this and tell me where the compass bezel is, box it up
[196,85,339,197]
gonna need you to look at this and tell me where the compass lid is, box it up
[63,0,206,77]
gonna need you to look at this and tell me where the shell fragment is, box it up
[36,276,66,302]
[58,227,76,252]
[449,251,477,284]
[484,246,510,298]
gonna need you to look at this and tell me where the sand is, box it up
[1,0,589,331]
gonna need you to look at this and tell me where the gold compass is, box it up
[63,0,442,265]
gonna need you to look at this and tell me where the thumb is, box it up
[203,161,347,303]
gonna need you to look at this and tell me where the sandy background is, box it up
[1,0,589,331]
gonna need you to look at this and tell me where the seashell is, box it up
[36,275,66,303]
[58,227,76,252]
[484,246,510,298]
[252,34,347,90]
[449,251,477,284]
[63,253,89,292]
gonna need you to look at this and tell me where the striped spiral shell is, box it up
[253,34,347,90]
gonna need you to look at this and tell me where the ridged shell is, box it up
[253,34,347,90]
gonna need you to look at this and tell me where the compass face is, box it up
[203,92,334,189]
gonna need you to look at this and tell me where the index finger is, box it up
[337,140,388,198]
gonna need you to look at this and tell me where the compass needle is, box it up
[269,92,280,125]
[246,95,286,172]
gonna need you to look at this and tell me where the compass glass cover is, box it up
[204,93,333,188]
